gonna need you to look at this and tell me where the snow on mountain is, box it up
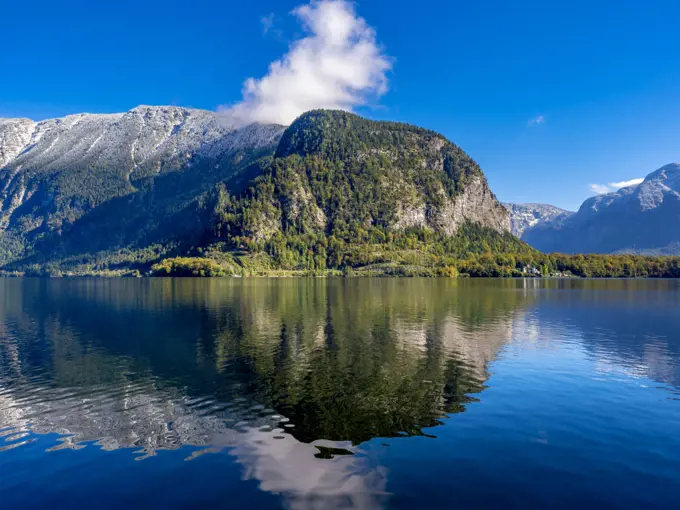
[577,164,680,216]
[0,118,37,168]
[0,106,285,179]
[635,163,680,211]
[503,203,574,238]
[523,163,680,255]
[0,106,287,268]
[0,106,285,234]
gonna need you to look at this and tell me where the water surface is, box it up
[1,278,679,509]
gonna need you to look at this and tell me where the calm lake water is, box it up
[1,278,679,509]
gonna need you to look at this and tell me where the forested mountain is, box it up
[207,110,520,274]
[0,108,526,275]
[0,106,284,270]
[521,163,680,255]
[2,107,677,277]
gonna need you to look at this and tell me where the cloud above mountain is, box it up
[222,0,392,126]
[589,178,644,195]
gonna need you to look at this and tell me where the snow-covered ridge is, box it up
[0,118,38,168]
[0,106,285,176]
[519,163,680,255]
[636,162,680,211]
[503,202,574,238]
[579,162,680,214]
[0,106,286,236]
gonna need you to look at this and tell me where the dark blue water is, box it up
[1,278,679,509]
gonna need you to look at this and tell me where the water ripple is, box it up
[1,279,679,510]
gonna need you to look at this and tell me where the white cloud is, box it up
[222,0,392,126]
[609,178,645,189]
[589,178,644,195]
[261,13,275,35]
[528,115,545,126]
[590,183,613,194]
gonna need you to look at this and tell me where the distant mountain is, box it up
[503,203,574,238]
[0,107,526,275]
[521,163,680,255]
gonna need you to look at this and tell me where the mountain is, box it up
[207,110,523,275]
[503,203,574,238]
[521,163,680,255]
[0,106,284,269]
[0,107,526,275]
[219,110,510,239]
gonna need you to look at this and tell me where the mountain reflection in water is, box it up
[1,278,679,510]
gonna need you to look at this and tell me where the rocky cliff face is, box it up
[389,171,509,236]
[521,163,680,254]
[233,110,510,244]
[431,175,510,235]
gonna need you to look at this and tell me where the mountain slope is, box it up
[503,203,574,238]
[1,107,527,275]
[523,163,680,254]
[274,110,510,234]
[209,110,525,273]
[0,106,284,268]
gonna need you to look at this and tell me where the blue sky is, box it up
[2,0,679,210]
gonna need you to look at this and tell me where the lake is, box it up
[1,278,679,509]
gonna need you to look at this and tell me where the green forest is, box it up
[193,111,680,279]
[2,110,679,278]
